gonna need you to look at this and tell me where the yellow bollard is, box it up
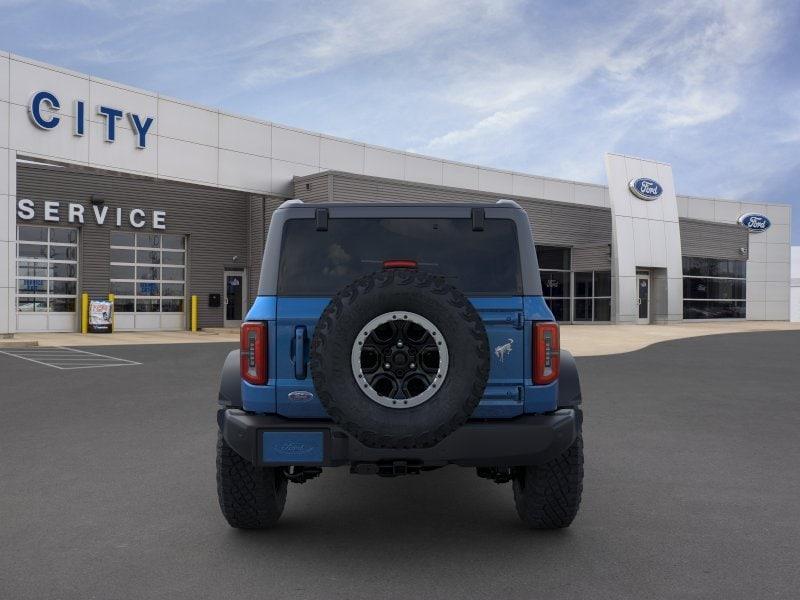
[81,292,89,334]
[108,293,115,332]
[191,295,198,332]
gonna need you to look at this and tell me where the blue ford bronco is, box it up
[216,199,583,529]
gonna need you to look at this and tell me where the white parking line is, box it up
[0,347,141,370]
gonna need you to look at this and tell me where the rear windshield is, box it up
[277,217,522,296]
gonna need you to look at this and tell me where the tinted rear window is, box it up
[277,218,522,296]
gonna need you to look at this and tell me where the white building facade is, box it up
[0,52,793,334]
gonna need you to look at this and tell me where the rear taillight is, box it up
[240,322,267,385]
[382,259,418,269]
[533,322,560,385]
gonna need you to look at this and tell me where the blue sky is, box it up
[2,0,799,241]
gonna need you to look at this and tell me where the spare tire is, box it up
[310,269,490,449]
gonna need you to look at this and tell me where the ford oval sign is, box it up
[628,178,663,201]
[737,213,771,233]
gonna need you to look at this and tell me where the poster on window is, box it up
[88,300,113,333]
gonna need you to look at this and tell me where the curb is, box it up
[0,340,39,349]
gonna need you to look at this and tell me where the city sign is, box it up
[28,90,155,148]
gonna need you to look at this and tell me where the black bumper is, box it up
[219,408,581,468]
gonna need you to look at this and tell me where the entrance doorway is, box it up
[224,271,246,328]
[637,273,650,324]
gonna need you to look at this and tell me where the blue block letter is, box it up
[29,91,61,129]
[97,105,124,142]
[73,100,85,136]
[128,113,155,149]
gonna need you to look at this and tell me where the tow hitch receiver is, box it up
[351,461,421,476]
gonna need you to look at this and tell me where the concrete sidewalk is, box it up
[561,321,800,356]
[1,328,239,348]
[2,321,798,354]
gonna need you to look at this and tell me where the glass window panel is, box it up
[17,261,49,277]
[161,283,184,297]
[49,280,76,295]
[594,271,611,297]
[161,299,184,312]
[136,249,161,264]
[18,226,48,242]
[573,298,592,321]
[50,246,77,260]
[545,298,569,322]
[110,281,135,296]
[161,235,185,250]
[114,297,135,312]
[161,251,185,266]
[19,244,48,259]
[138,282,160,296]
[682,257,746,279]
[50,227,78,244]
[136,299,160,312]
[594,298,611,321]
[111,231,136,247]
[574,272,593,297]
[110,248,135,263]
[17,297,48,312]
[540,271,570,298]
[110,265,135,279]
[136,266,159,280]
[280,218,522,295]
[536,246,571,271]
[50,263,78,278]
[17,279,47,293]
[161,266,185,281]
[137,233,161,248]
[684,278,746,300]
[683,300,746,319]
[49,297,76,312]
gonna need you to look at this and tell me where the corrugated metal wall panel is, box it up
[293,173,331,202]
[679,218,749,260]
[247,195,265,306]
[293,172,613,248]
[16,163,249,329]
[572,245,612,271]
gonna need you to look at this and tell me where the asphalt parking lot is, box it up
[1,331,798,600]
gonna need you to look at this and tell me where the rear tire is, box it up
[512,434,584,529]
[216,432,288,529]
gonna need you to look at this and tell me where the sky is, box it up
[2,0,799,241]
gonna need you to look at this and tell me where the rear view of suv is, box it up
[216,199,584,529]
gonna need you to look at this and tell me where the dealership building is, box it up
[0,52,793,334]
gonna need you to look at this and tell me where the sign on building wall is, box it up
[28,90,155,149]
[17,199,166,229]
[628,178,663,201]
[737,213,771,233]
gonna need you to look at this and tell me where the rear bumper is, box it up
[218,408,581,468]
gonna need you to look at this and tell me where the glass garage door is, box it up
[109,232,187,330]
[16,225,79,332]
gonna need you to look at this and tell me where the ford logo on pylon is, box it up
[628,178,663,200]
[737,213,771,233]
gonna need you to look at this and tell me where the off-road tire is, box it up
[216,432,288,529]
[310,269,490,449]
[512,434,584,529]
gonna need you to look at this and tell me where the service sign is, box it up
[89,300,113,334]
[628,178,663,201]
[737,213,771,233]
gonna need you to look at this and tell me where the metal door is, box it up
[223,272,245,328]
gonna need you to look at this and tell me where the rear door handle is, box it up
[294,326,307,379]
